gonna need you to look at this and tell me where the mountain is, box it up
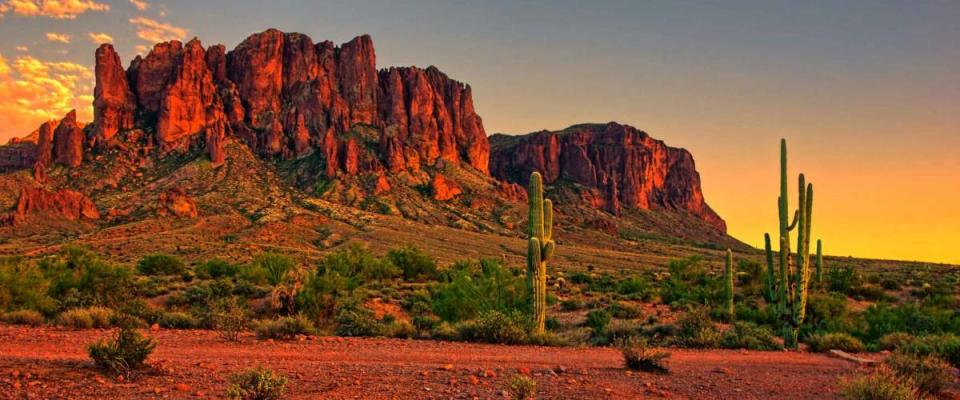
[0,29,743,264]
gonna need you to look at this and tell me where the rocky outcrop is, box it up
[157,188,199,218]
[92,44,136,145]
[2,186,99,225]
[157,39,217,151]
[51,111,85,168]
[430,173,462,201]
[490,122,726,232]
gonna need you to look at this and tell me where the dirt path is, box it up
[0,325,862,399]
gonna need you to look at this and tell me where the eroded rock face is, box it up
[431,173,462,201]
[157,39,217,151]
[490,122,726,232]
[51,110,85,168]
[92,44,136,145]
[3,186,99,225]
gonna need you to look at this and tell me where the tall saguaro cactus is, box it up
[527,172,555,335]
[764,139,816,348]
[724,249,735,320]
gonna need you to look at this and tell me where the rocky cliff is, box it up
[490,122,726,232]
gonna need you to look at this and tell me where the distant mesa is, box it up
[0,29,726,234]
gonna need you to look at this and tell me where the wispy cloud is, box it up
[0,52,94,141]
[87,32,113,44]
[45,32,71,43]
[129,0,147,11]
[0,0,110,19]
[15,46,28,52]
[128,16,187,43]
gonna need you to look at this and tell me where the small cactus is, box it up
[815,240,823,287]
[527,172,555,335]
[724,249,735,320]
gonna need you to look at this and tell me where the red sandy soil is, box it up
[0,325,866,399]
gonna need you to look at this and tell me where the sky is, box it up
[0,0,957,264]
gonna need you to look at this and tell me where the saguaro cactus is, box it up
[815,240,823,287]
[724,249,735,320]
[527,172,555,335]
[764,139,815,348]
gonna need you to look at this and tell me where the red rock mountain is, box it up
[0,29,726,235]
[489,123,726,232]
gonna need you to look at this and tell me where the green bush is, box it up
[158,311,201,329]
[226,366,288,400]
[334,305,386,337]
[884,352,953,396]
[585,309,612,334]
[387,246,439,282]
[1,309,45,326]
[862,303,959,342]
[617,276,655,300]
[254,315,316,340]
[675,308,721,348]
[660,257,722,308]
[828,265,859,294]
[59,307,114,329]
[507,374,537,400]
[608,302,643,319]
[42,247,133,309]
[251,253,295,286]
[839,365,917,400]
[196,259,240,280]
[455,310,528,344]
[136,254,185,276]
[899,334,960,368]
[878,332,915,351]
[617,336,669,373]
[432,259,526,322]
[0,258,56,314]
[807,332,866,353]
[87,327,156,376]
[560,299,584,311]
[721,322,782,351]
[211,300,248,342]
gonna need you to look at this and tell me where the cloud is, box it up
[0,0,110,19]
[128,0,146,11]
[45,32,71,43]
[128,16,187,43]
[0,52,93,142]
[15,46,28,52]
[87,32,113,44]
[134,45,148,55]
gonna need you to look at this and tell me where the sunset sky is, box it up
[0,1,957,264]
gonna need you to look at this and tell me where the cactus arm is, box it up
[544,199,553,242]
[815,239,823,286]
[528,172,545,240]
[786,209,800,231]
[764,233,776,302]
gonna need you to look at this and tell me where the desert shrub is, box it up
[136,254,185,276]
[387,246,439,282]
[884,352,953,396]
[412,315,440,336]
[617,276,655,300]
[880,278,902,291]
[334,304,386,337]
[848,284,891,302]
[608,302,643,319]
[660,257,723,308]
[87,327,156,376]
[42,247,133,309]
[1,309,45,326]
[455,310,528,344]
[432,322,458,340]
[251,253,295,286]
[195,259,240,280]
[319,244,399,283]
[59,306,114,329]
[211,300,248,342]
[387,320,417,339]
[802,292,856,337]
[878,332,916,351]
[507,375,537,400]
[560,298,584,311]
[254,315,315,340]
[296,262,354,322]
[861,303,959,342]
[432,259,526,322]
[158,311,200,329]
[617,336,670,373]
[807,332,866,353]
[827,265,859,294]
[675,308,721,348]
[839,365,917,400]
[899,334,960,368]
[0,258,56,314]
[596,320,645,345]
[585,309,612,335]
[226,366,288,400]
[721,322,782,351]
